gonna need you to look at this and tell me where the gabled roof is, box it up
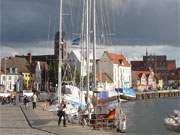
[104,51,131,67]
[132,71,151,80]
[1,57,32,73]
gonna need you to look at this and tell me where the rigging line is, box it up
[104,1,113,46]
[53,16,57,43]
[103,1,111,46]
[62,63,67,82]
[69,0,73,53]
[73,64,77,86]
[99,0,106,46]
[96,1,101,46]
[44,15,51,91]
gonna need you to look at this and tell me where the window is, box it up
[9,76,11,80]
[14,76,18,81]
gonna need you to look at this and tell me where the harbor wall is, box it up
[136,90,180,100]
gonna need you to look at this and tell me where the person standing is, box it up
[32,92,37,109]
[115,98,126,133]
[57,100,67,127]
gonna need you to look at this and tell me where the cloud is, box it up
[0,41,54,56]
[1,41,180,67]
[98,0,179,46]
[1,0,60,44]
[96,45,180,67]
[1,0,179,47]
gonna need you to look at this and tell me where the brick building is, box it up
[131,51,176,88]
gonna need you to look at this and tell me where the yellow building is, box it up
[1,57,33,90]
[22,73,31,89]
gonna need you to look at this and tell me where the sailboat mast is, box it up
[58,0,63,103]
[93,0,96,90]
[86,0,90,112]
[80,0,86,105]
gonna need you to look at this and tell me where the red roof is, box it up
[105,51,131,67]
[146,73,150,78]
[167,60,176,71]
[138,73,143,78]
[132,71,151,80]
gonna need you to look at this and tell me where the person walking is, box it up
[23,96,29,109]
[57,99,67,127]
[32,92,37,109]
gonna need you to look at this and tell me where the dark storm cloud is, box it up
[1,0,60,44]
[96,0,179,46]
[1,0,179,47]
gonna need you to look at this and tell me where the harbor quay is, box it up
[0,104,125,135]
[136,89,180,100]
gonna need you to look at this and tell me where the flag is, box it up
[72,37,80,45]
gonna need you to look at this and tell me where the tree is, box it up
[48,61,80,87]
[48,60,58,87]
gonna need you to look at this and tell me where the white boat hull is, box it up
[164,117,180,132]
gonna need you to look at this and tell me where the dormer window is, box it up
[118,60,122,64]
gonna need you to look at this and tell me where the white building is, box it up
[0,67,20,91]
[97,51,132,89]
[68,49,94,77]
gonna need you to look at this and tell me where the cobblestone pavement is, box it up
[0,105,53,135]
[21,103,126,135]
[0,104,125,135]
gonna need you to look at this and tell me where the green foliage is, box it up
[48,60,58,86]
[48,61,80,87]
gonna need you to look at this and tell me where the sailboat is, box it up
[48,0,87,117]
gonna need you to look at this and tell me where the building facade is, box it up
[0,68,20,91]
[97,51,132,89]
[0,57,32,91]
[132,70,163,91]
[131,51,176,88]
[68,49,93,77]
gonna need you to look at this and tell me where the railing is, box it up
[81,114,115,130]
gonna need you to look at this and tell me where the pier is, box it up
[136,90,180,100]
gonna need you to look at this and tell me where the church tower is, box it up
[54,31,68,60]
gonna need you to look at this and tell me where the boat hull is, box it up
[164,118,180,132]
[120,95,136,100]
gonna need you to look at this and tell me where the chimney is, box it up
[27,53,32,64]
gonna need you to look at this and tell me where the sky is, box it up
[0,0,180,66]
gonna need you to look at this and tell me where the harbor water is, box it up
[122,97,180,135]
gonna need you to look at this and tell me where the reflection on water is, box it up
[122,97,180,135]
